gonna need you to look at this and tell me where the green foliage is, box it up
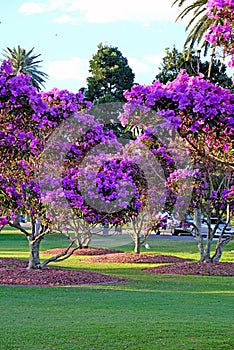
[2,45,48,91]
[85,43,135,104]
[154,46,233,90]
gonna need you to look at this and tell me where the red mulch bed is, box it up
[42,248,189,263]
[0,258,126,287]
[41,247,123,256]
[144,262,234,276]
[84,252,189,264]
[0,250,233,288]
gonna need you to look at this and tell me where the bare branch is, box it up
[8,222,30,237]
[212,235,234,262]
[40,240,79,268]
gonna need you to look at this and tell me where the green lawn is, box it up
[0,228,234,350]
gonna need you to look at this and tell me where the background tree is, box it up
[171,0,221,78]
[2,45,48,91]
[85,43,135,104]
[154,46,233,90]
[85,43,135,140]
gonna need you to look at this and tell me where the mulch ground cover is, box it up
[0,248,233,287]
[144,262,234,276]
[41,247,123,256]
[0,257,126,287]
[83,252,189,264]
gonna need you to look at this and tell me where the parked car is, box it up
[154,212,180,234]
[173,216,234,237]
[172,214,195,236]
[18,214,27,223]
[201,218,234,237]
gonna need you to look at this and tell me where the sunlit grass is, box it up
[0,228,233,349]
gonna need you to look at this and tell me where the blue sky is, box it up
[1,0,192,92]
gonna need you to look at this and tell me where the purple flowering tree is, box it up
[0,60,91,268]
[120,70,234,261]
[167,160,234,261]
[122,131,181,253]
[54,122,149,254]
[120,70,233,166]
[1,58,232,264]
[39,106,188,254]
[0,60,154,261]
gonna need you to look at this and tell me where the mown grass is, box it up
[0,228,234,350]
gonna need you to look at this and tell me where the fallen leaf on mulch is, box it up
[0,258,126,287]
[41,248,123,256]
[84,253,189,264]
[144,262,234,276]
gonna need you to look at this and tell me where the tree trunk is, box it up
[103,225,109,236]
[212,236,234,262]
[194,208,202,233]
[28,237,42,269]
[208,48,215,78]
[134,236,140,254]
[197,234,205,262]
[194,208,205,261]
[226,204,230,223]
[212,243,224,262]
[82,236,91,248]
[201,238,213,262]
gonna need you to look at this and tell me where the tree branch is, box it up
[40,240,79,268]
[8,222,30,237]
[212,235,234,262]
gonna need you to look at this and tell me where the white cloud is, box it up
[128,54,165,84]
[129,54,164,73]
[78,0,179,23]
[128,57,150,75]
[145,54,164,66]
[18,2,46,15]
[19,0,181,23]
[54,14,79,25]
[45,54,163,90]
[47,57,89,83]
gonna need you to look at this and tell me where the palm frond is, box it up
[1,45,48,90]
[172,0,212,52]
[184,16,212,49]
[184,8,208,30]
[175,1,207,22]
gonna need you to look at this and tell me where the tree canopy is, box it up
[154,46,233,90]
[85,43,135,104]
[119,69,234,261]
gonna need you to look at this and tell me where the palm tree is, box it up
[172,0,211,52]
[172,0,218,77]
[2,45,48,90]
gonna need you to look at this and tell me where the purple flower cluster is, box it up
[62,127,148,225]
[205,0,234,68]
[120,70,233,218]
[41,88,91,128]
[0,60,89,225]
[120,70,234,162]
